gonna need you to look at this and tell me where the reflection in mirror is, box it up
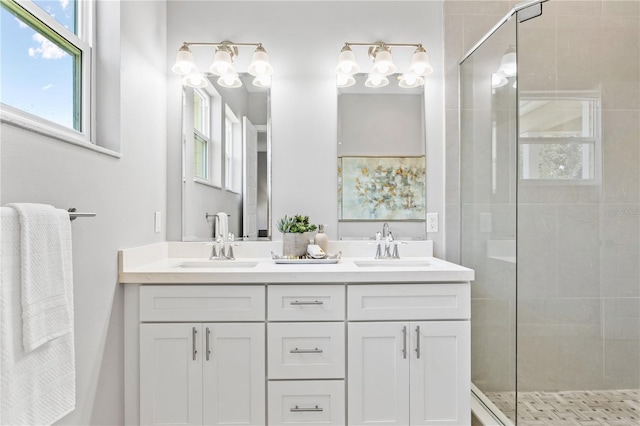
[182,73,270,241]
[337,73,427,240]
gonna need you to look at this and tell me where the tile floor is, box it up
[486,389,640,425]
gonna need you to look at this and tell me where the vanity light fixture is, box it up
[336,41,433,89]
[172,41,273,89]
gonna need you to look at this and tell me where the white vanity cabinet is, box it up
[267,284,346,425]
[138,285,266,426]
[347,284,471,426]
[120,246,474,426]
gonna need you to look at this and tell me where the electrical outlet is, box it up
[426,213,438,233]
[154,211,161,233]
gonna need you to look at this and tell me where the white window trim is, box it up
[193,88,209,180]
[0,0,116,156]
[518,91,601,186]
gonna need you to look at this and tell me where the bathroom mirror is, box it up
[182,73,271,241]
[337,73,426,240]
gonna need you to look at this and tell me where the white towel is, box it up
[1,207,76,425]
[217,211,229,241]
[7,203,74,352]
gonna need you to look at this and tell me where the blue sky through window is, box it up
[1,0,77,130]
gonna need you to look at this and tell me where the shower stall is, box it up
[459,0,640,424]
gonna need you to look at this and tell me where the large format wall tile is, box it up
[600,204,640,297]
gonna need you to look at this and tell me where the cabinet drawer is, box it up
[140,285,265,322]
[268,380,345,426]
[268,285,345,321]
[348,283,470,321]
[268,322,345,379]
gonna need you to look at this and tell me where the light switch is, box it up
[154,211,161,233]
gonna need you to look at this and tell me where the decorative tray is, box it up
[271,251,341,264]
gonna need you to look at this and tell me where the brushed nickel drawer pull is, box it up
[290,300,324,305]
[206,327,211,361]
[290,347,323,354]
[192,327,198,361]
[402,326,407,359]
[291,405,323,412]
[415,325,421,359]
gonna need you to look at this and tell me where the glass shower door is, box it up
[460,15,518,424]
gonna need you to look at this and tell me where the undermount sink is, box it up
[174,261,259,269]
[354,259,431,268]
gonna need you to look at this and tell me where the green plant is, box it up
[277,214,317,233]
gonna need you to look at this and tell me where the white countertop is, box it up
[118,241,474,284]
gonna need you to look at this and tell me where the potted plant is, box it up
[277,214,317,258]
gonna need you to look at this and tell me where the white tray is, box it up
[273,258,340,265]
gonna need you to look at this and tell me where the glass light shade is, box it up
[253,74,271,88]
[209,49,234,76]
[248,46,273,76]
[182,72,208,88]
[172,45,197,76]
[365,72,389,88]
[336,73,356,88]
[409,49,433,76]
[218,71,242,88]
[335,46,360,74]
[498,51,517,77]
[399,71,424,88]
[491,72,508,88]
[372,49,396,76]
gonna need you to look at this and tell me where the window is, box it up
[193,89,209,179]
[225,104,241,194]
[519,93,600,182]
[1,0,92,140]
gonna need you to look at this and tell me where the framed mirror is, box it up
[337,73,427,240]
[182,73,271,241]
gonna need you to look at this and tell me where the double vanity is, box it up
[119,240,473,425]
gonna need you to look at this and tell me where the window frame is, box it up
[193,88,210,180]
[0,0,97,149]
[518,91,601,186]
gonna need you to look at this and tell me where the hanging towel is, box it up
[7,203,74,352]
[216,211,229,241]
[1,207,76,425]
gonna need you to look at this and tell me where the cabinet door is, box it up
[140,323,203,426]
[410,321,470,425]
[348,322,410,425]
[202,323,265,425]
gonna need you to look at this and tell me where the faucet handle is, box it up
[375,243,382,259]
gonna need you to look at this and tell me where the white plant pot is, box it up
[282,233,308,258]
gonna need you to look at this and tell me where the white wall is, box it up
[0,1,167,424]
[166,1,446,256]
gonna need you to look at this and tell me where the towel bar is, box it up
[67,208,96,221]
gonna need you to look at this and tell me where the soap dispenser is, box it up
[314,224,329,252]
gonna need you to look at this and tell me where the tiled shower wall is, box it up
[446,0,640,392]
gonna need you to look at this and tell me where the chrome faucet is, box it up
[374,223,400,259]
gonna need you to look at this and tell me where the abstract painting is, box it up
[339,156,426,220]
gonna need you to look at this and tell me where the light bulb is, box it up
[182,72,208,88]
[336,73,355,88]
[365,72,389,88]
[248,45,273,76]
[172,44,197,76]
[336,45,360,75]
[372,48,396,76]
[209,48,233,76]
[409,46,433,76]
